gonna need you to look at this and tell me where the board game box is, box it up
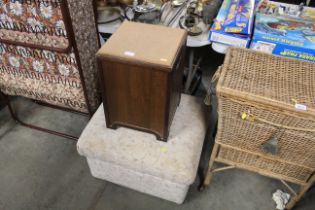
[251,12,315,62]
[209,0,254,47]
[223,0,255,35]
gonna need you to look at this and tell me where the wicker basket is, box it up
[215,48,315,184]
[217,145,313,184]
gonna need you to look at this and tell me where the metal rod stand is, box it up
[0,92,82,141]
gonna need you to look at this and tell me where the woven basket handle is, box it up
[241,112,315,132]
[261,128,284,155]
[204,66,223,105]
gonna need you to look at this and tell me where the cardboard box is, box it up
[256,0,315,20]
[251,13,315,62]
[208,0,256,48]
[223,0,256,35]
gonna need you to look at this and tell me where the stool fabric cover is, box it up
[77,94,207,203]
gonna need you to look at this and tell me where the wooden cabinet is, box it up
[97,21,187,141]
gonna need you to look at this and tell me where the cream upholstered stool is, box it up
[77,94,206,204]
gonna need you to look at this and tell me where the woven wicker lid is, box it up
[216,48,315,117]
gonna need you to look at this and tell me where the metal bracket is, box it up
[0,92,88,141]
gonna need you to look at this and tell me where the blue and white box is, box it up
[209,0,256,48]
[251,13,315,62]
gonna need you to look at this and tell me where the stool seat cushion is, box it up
[77,94,207,185]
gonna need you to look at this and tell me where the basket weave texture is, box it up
[216,48,315,183]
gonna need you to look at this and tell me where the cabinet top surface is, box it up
[97,21,187,71]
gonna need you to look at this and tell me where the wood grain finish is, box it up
[98,45,186,141]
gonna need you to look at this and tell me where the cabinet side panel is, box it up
[167,46,185,133]
[101,60,168,138]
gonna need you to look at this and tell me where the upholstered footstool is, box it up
[77,94,206,204]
